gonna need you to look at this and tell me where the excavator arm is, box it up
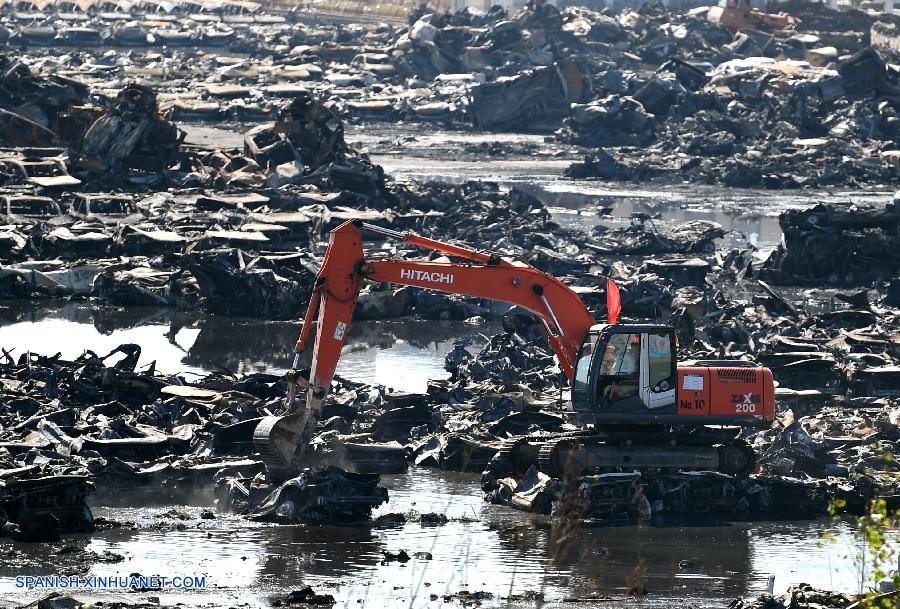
[294,220,597,411]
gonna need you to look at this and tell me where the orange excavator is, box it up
[709,0,798,32]
[255,220,775,480]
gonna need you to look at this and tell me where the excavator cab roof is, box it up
[588,323,675,334]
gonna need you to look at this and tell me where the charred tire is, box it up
[718,439,756,478]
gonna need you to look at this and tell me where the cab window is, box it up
[597,332,641,403]
[572,334,597,410]
[648,332,675,391]
[599,333,641,376]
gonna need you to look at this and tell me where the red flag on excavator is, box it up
[607,278,621,325]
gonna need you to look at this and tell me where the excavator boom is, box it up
[296,220,596,410]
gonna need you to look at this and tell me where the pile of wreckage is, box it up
[3,193,899,527]
[761,199,900,289]
[0,0,287,50]
[402,0,900,186]
[731,584,882,609]
[562,45,900,188]
[0,344,392,539]
[0,4,898,537]
[0,1,897,186]
[0,92,898,531]
[0,69,583,319]
[2,249,898,533]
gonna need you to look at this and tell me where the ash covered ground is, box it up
[0,0,899,608]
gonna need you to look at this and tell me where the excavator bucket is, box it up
[253,409,319,483]
[252,374,318,482]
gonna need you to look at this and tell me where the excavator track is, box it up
[486,436,542,477]
[538,434,606,479]
[537,440,557,478]
[530,429,757,480]
[483,429,599,483]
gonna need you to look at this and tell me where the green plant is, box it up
[854,497,899,609]
[825,495,899,608]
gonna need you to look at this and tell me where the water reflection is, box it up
[520,183,879,249]
[537,521,754,600]
[186,123,890,252]
[0,301,496,392]
[534,186,785,248]
[257,525,382,582]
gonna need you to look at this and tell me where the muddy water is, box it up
[182,122,891,250]
[0,468,882,609]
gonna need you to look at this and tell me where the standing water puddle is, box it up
[183,122,892,250]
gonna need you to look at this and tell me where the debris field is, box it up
[0,1,899,608]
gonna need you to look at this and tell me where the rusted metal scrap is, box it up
[248,467,388,525]
[78,83,184,174]
[0,55,89,147]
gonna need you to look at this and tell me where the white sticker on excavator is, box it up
[683,374,704,391]
[333,321,347,341]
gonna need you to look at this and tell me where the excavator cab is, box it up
[572,324,678,419]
